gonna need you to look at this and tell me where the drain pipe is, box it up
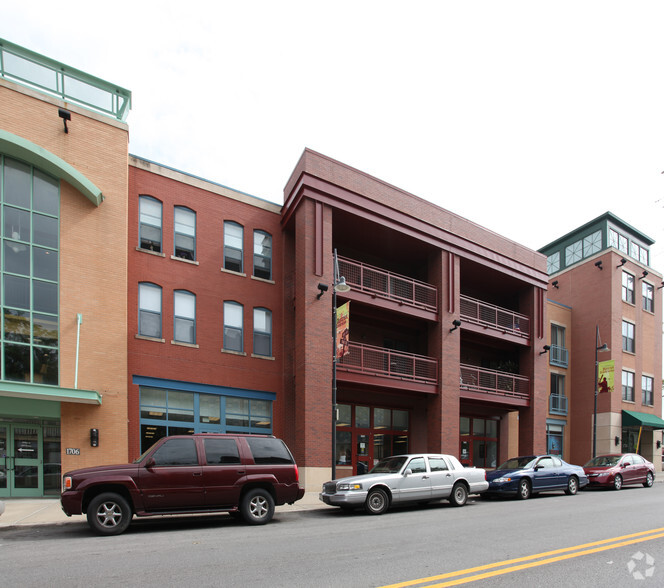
[75,313,82,389]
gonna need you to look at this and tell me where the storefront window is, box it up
[460,416,499,468]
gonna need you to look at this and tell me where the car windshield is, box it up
[369,456,408,474]
[497,456,537,470]
[585,455,621,467]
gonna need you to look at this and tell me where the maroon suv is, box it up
[61,434,305,535]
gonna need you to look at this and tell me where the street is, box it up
[2,484,664,587]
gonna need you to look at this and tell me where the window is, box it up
[622,370,635,402]
[546,423,564,455]
[139,283,162,338]
[642,282,654,313]
[151,438,198,466]
[203,438,241,464]
[547,252,560,274]
[622,272,635,304]
[583,230,602,257]
[565,240,582,265]
[550,325,568,367]
[406,457,426,473]
[224,221,243,273]
[174,290,195,344]
[253,230,272,280]
[2,158,60,385]
[642,375,654,406]
[253,307,272,356]
[428,457,449,472]
[550,374,567,414]
[223,301,243,352]
[174,207,196,260]
[139,196,162,252]
[622,320,635,353]
[610,228,629,254]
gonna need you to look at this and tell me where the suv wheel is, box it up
[87,492,132,535]
[241,488,275,525]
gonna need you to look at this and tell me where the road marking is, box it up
[379,527,664,588]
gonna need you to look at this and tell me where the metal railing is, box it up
[338,342,438,385]
[459,295,529,339]
[549,345,569,367]
[459,364,529,401]
[549,393,568,414]
[338,256,437,312]
[1,38,131,121]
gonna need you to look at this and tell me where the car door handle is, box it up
[422,475,429,479]
[237,470,246,475]
[193,472,202,476]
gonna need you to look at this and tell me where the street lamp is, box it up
[593,325,610,458]
[331,249,350,480]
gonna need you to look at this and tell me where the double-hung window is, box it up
[642,375,653,406]
[253,230,272,280]
[174,207,196,261]
[139,196,162,252]
[224,222,243,273]
[622,370,634,402]
[139,283,162,338]
[253,308,272,357]
[622,320,635,353]
[174,290,196,344]
[224,301,243,352]
[642,282,654,313]
[622,272,634,304]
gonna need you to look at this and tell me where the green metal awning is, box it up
[622,409,664,430]
[0,381,101,405]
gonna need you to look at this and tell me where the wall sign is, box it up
[66,448,80,455]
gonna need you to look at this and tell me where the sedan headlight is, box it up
[337,482,363,491]
[492,477,512,483]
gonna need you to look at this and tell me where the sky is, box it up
[4,1,664,269]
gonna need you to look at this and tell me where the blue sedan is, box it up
[485,455,588,500]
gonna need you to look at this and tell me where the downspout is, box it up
[75,313,82,389]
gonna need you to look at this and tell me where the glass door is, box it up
[0,424,44,497]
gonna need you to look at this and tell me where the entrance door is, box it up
[0,424,43,497]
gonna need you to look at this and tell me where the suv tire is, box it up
[87,492,132,535]
[241,488,275,525]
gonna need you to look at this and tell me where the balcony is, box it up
[337,342,438,391]
[338,256,437,313]
[549,345,569,368]
[549,393,568,415]
[459,364,530,406]
[459,295,529,341]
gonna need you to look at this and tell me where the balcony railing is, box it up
[459,295,529,339]
[338,342,438,385]
[460,364,529,402]
[549,345,569,368]
[338,256,437,312]
[549,393,568,415]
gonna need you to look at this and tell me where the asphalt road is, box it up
[2,484,664,587]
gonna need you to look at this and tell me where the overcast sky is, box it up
[5,1,664,268]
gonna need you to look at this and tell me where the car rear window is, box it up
[204,438,241,464]
[245,437,294,464]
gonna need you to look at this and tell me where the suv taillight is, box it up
[294,464,300,482]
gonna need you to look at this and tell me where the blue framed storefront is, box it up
[133,376,276,453]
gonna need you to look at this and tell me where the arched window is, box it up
[223,301,243,352]
[174,290,196,344]
[253,230,272,280]
[174,206,196,260]
[139,282,162,338]
[253,308,272,357]
[224,221,243,273]
[139,195,162,252]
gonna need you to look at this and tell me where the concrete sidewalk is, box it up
[0,493,327,528]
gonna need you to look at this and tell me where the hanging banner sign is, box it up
[597,359,614,394]
[336,301,350,360]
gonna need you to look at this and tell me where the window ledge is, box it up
[136,247,165,257]
[135,334,165,343]
[221,349,247,356]
[171,255,199,265]
[251,275,275,285]
[251,354,275,361]
[171,340,199,348]
[221,268,246,278]
[622,399,636,404]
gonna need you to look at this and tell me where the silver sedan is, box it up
[319,453,488,515]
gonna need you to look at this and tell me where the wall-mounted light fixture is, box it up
[594,260,603,270]
[657,440,661,449]
[90,428,99,447]
[639,270,649,280]
[552,280,559,289]
[615,436,620,447]
[449,319,462,333]
[58,108,71,134]
[317,283,329,299]
[658,281,664,290]
[617,258,627,268]
[540,345,551,355]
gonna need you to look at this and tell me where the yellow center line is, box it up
[379,527,664,588]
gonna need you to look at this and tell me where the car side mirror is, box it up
[403,468,413,476]
[144,457,156,469]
